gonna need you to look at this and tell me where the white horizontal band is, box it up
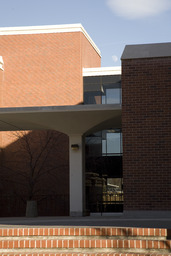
[83,66,121,76]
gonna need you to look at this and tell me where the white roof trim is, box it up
[0,56,4,71]
[83,67,121,76]
[0,24,101,56]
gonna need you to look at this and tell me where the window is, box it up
[102,87,121,104]
[84,75,121,105]
[102,130,122,155]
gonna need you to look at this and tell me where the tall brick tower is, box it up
[122,43,171,217]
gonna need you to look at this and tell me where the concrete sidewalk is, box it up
[0,216,171,228]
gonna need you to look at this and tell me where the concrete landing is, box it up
[0,216,170,228]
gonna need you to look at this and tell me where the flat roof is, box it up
[0,23,101,56]
[121,42,171,59]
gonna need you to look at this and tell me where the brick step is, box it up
[0,227,170,256]
[0,227,168,238]
[0,238,170,251]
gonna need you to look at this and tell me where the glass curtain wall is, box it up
[84,75,123,213]
[85,129,123,213]
[84,75,121,105]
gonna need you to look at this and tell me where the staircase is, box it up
[0,227,170,256]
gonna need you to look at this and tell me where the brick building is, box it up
[0,24,170,218]
[121,44,171,217]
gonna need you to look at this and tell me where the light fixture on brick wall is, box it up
[71,144,79,150]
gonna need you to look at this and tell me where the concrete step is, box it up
[0,252,171,256]
[0,235,167,240]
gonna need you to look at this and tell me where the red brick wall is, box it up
[122,57,171,211]
[0,31,100,107]
[80,33,101,103]
[81,33,101,68]
[0,70,3,106]
[0,30,101,216]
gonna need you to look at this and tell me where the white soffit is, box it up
[0,104,121,135]
[83,66,121,76]
[0,24,101,56]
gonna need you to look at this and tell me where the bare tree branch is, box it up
[1,130,68,202]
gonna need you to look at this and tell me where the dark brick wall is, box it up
[0,130,69,217]
[122,57,171,211]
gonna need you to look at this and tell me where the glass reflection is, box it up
[85,129,123,213]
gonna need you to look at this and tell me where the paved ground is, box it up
[0,216,171,228]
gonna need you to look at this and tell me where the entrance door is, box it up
[85,129,123,214]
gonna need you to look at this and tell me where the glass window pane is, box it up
[102,95,105,104]
[106,88,120,104]
[120,133,123,153]
[102,139,106,154]
[107,133,120,154]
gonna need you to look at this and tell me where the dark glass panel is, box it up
[83,75,121,105]
[85,129,123,213]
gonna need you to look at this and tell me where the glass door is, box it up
[85,129,123,214]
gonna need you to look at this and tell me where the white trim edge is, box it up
[0,56,4,71]
[83,66,121,76]
[0,24,101,56]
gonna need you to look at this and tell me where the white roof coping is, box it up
[0,56,4,71]
[0,23,101,56]
[83,66,121,76]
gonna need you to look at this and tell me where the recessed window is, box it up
[84,75,121,105]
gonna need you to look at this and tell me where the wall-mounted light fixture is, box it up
[71,144,79,150]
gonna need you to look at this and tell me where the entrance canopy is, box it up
[0,103,121,216]
[0,104,121,135]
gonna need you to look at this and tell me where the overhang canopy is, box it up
[0,104,121,135]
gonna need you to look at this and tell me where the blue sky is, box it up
[0,0,171,67]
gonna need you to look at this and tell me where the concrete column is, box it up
[69,134,84,216]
